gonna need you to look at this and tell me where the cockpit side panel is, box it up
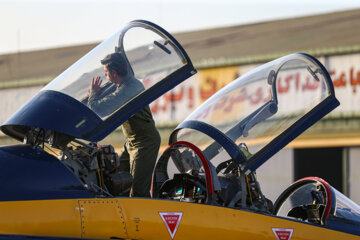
[0,145,94,201]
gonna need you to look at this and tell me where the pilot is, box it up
[88,52,161,197]
[88,52,143,116]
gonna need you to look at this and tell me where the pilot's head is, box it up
[101,52,128,84]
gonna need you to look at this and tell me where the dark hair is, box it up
[101,52,128,77]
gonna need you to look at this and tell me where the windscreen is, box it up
[175,54,332,163]
[42,23,187,119]
[276,180,360,226]
[332,188,360,224]
[276,182,327,218]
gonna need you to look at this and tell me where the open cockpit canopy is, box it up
[1,20,196,145]
[152,53,340,208]
[170,53,339,174]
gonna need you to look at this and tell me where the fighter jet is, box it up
[0,20,359,240]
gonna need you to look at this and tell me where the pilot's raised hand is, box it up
[90,76,102,93]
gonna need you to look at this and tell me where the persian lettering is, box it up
[330,67,360,93]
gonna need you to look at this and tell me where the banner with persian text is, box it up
[1,54,360,126]
[151,54,360,124]
[327,54,360,115]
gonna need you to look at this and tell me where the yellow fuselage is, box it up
[0,198,357,239]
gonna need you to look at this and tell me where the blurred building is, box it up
[1,9,360,202]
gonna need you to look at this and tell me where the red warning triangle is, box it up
[272,228,293,240]
[159,212,183,239]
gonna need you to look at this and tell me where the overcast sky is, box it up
[1,0,360,54]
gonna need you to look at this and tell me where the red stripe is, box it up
[166,141,214,197]
[296,177,332,222]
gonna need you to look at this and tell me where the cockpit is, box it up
[0,20,196,199]
[152,53,338,206]
[150,53,360,231]
[274,177,360,229]
[1,20,195,145]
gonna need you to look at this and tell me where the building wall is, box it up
[349,147,360,203]
[4,53,360,126]
[149,53,360,124]
[256,148,294,202]
[327,54,360,116]
[0,85,42,124]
